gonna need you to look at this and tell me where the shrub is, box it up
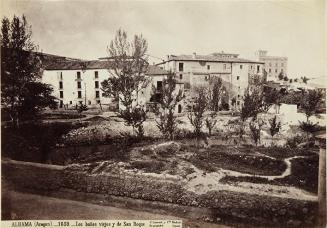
[286,135,306,148]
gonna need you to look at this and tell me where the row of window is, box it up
[59,81,100,89]
[267,62,285,67]
[268,68,280,73]
[59,71,99,80]
[178,62,260,72]
[59,90,100,99]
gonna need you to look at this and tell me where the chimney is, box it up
[192,52,196,59]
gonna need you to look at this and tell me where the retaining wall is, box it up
[2,159,318,226]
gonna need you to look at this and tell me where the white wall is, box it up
[42,69,113,109]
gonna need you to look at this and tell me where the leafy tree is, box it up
[1,15,57,127]
[249,119,264,146]
[289,79,293,83]
[298,89,323,142]
[188,87,207,138]
[205,111,217,136]
[262,88,280,113]
[155,72,183,140]
[208,77,223,111]
[278,72,284,80]
[300,89,323,122]
[101,29,149,137]
[301,76,309,84]
[240,86,263,121]
[268,115,281,140]
[283,76,288,81]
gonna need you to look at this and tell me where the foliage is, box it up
[278,72,284,80]
[207,77,224,111]
[268,115,281,138]
[300,89,323,121]
[249,119,264,146]
[301,76,309,84]
[240,86,263,121]
[205,111,218,136]
[262,88,280,112]
[101,28,149,136]
[187,87,207,138]
[1,15,57,127]
[299,120,319,141]
[283,76,288,81]
[155,72,183,140]
[120,106,147,137]
[77,104,88,113]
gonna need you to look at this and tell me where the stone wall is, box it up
[2,159,318,226]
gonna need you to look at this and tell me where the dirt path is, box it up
[184,155,317,201]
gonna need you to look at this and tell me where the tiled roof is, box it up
[43,60,112,70]
[162,54,264,64]
[146,65,168,75]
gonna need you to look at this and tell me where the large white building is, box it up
[156,52,265,109]
[40,51,265,112]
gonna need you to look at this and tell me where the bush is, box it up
[286,135,306,148]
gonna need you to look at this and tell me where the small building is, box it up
[255,50,288,82]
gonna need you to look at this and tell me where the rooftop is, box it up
[158,54,263,64]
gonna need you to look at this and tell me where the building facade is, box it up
[255,50,288,81]
[156,52,265,110]
[42,59,113,109]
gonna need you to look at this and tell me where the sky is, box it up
[2,0,326,80]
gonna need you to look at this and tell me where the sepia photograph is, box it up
[1,0,326,227]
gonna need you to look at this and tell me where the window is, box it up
[281,63,284,67]
[237,101,240,106]
[70,101,72,104]
[95,81,99,88]
[180,74,183,80]
[59,81,63,89]
[178,62,184,72]
[275,63,278,67]
[59,91,63,98]
[97,100,101,104]
[78,91,82,98]
[257,65,260,73]
[251,65,253,69]
[269,68,271,73]
[223,64,226,70]
[275,69,278,73]
[77,71,81,79]
[178,104,182,113]
[95,91,100,98]
[88,100,91,105]
[157,81,163,91]
[59,72,63,80]
[238,94,240,98]
[240,65,243,69]
[77,81,81,89]
[95,71,98,79]
[237,76,240,80]
[59,100,63,108]
[205,76,208,81]
[269,63,272,67]
[207,65,210,70]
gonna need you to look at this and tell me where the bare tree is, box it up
[101,29,149,137]
[155,72,183,140]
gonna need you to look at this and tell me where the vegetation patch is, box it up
[184,145,287,175]
[220,156,318,193]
